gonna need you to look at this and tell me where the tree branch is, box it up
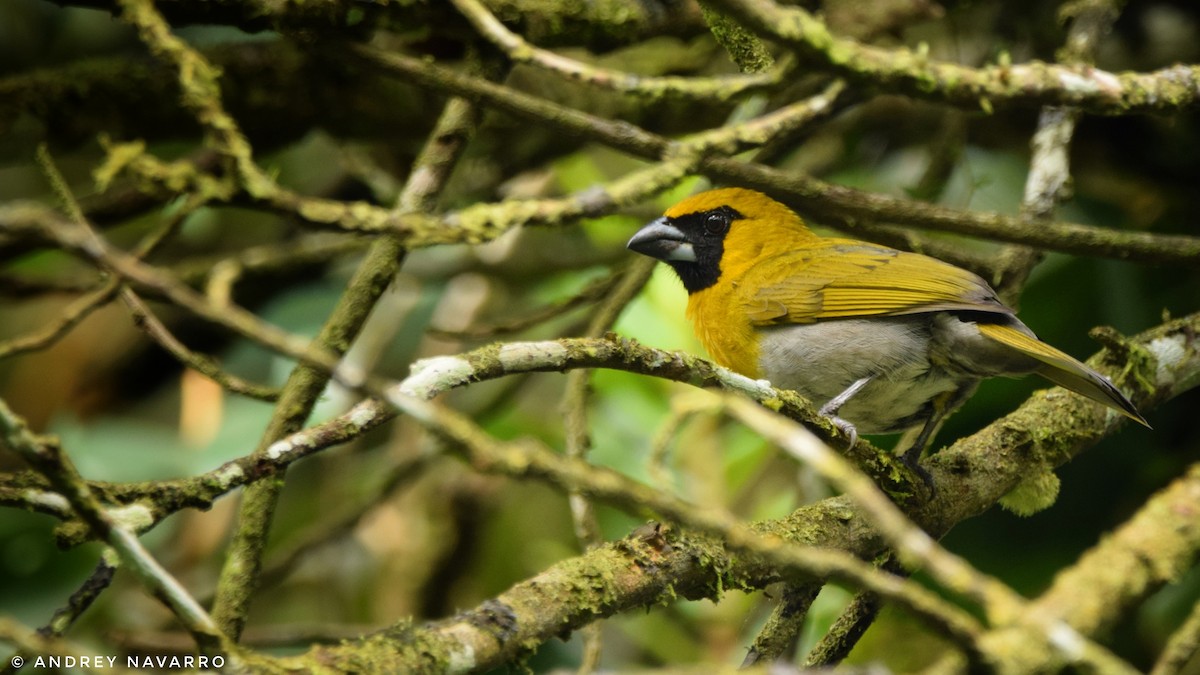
[709,0,1200,114]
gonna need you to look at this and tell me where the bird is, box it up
[626,187,1148,473]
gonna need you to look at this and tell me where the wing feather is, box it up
[740,242,1008,324]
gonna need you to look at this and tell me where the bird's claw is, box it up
[822,412,858,449]
[818,376,870,449]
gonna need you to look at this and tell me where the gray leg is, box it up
[901,412,940,471]
[899,382,978,489]
[819,376,873,447]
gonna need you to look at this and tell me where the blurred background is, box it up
[1,0,1199,671]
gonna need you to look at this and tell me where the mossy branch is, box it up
[711,0,1200,115]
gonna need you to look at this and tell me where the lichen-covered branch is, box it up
[6,305,1191,671]
[299,312,1195,673]
[296,394,983,674]
[343,47,1200,264]
[210,90,485,639]
[4,1,1199,671]
[703,159,1200,266]
[17,336,900,546]
[710,0,1200,115]
[723,396,1135,673]
[114,0,275,198]
[49,0,705,46]
[451,0,785,100]
[13,294,1195,549]
[1152,589,1200,675]
[1031,464,1200,637]
[0,399,235,658]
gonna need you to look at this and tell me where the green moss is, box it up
[999,468,1061,516]
[698,3,774,74]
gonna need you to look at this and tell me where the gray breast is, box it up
[756,315,969,433]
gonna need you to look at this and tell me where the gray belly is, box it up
[756,314,1017,434]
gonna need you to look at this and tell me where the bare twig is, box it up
[427,267,625,339]
[0,280,121,360]
[120,288,280,400]
[0,558,121,675]
[0,151,202,362]
[561,256,658,671]
[451,0,787,100]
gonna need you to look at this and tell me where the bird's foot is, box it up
[820,409,858,449]
[900,445,936,497]
[818,376,871,448]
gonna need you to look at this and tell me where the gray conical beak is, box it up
[627,217,696,262]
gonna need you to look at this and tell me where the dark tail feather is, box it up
[1034,363,1149,428]
[977,323,1150,427]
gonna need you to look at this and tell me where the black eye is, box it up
[704,212,728,235]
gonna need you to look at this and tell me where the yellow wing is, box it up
[739,241,1009,324]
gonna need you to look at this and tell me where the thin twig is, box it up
[119,288,280,400]
[38,556,119,639]
[1150,593,1200,675]
[428,266,625,339]
[0,558,121,675]
[451,0,787,100]
[0,150,201,362]
[0,399,232,655]
[0,280,121,360]
[741,582,822,666]
[562,255,658,672]
[802,555,906,667]
[28,336,897,547]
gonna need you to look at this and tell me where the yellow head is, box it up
[628,188,818,293]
